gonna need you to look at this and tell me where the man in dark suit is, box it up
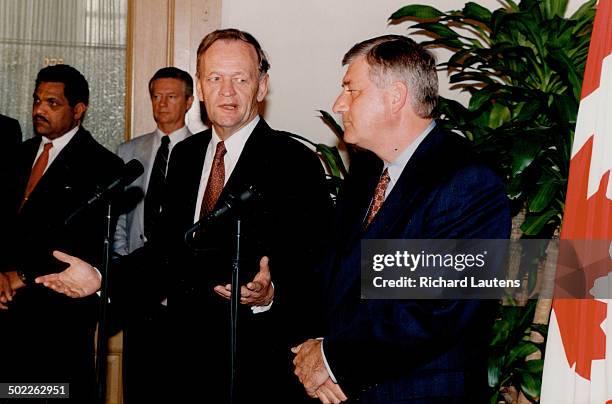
[0,64,123,402]
[0,114,22,216]
[0,113,22,147]
[39,29,332,403]
[112,67,194,403]
[291,35,511,403]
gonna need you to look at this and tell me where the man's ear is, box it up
[390,80,408,114]
[185,95,195,112]
[257,73,269,102]
[196,79,205,102]
[73,103,87,122]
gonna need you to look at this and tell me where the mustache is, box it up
[33,115,49,124]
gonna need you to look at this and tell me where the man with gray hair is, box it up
[38,29,332,403]
[291,35,510,403]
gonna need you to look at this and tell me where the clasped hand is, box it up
[292,339,347,403]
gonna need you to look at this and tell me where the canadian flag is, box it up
[540,1,612,403]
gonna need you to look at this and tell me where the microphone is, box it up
[184,185,258,239]
[65,159,144,224]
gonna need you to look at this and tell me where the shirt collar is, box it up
[211,115,260,158]
[385,120,436,186]
[43,125,79,149]
[154,125,191,146]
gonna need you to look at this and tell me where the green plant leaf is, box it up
[318,110,344,140]
[463,2,492,23]
[547,49,583,100]
[501,0,519,11]
[507,341,539,367]
[521,210,555,235]
[491,9,510,35]
[513,100,542,122]
[520,370,541,400]
[412,22,459,39]
[543,0,568,19]
[286,132,317,148]
[421,37,465,49]
[438,97,470,125]
[468,87,495,111]
[488,356,502,388]
[489,390,500,404]
[530,324,549,339]
[490,317,513,346]
[570,0,596,21]
[330,145,348,176]
[317,144,341,178]
[521,358,544,374]
[511,140,540,176]
[389,5,444,21]
[449,71,495,84]
[488,103,511,129]
[445,49,473,68]
[528,182,558,213]
[551,94,578,126]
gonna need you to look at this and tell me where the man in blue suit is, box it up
[292,35,511,403]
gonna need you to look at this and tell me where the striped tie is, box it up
[144,135,170,240]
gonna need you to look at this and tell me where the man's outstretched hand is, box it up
[35,250,101,298]
[214,256,274,306]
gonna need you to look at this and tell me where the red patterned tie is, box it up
[364,168,390,227]
[200,141,226,217]
[19,142,53,211]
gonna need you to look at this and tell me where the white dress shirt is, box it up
[144,126,191,188]
[32,125,79,172]
[193,116,259,221]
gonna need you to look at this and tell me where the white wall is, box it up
[221,0,586,145]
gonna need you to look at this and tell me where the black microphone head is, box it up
[121,159,144,185]
[238,185,258,202]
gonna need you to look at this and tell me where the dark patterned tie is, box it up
[364,168,390,227]
[144,135,170,239]
[19,142,53,211]
[200,141,226,217]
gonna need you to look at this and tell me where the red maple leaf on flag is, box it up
[554,135,610,380]
[550,0,612,384]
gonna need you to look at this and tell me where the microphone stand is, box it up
[95,201,112,404]
[184,218,242,403]
[229,219,241,404]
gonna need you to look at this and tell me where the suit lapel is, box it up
[329,126,447,301]
[180,131,211,227]
[215,119,269,206]
[16,136,41,194]
[137,133,157,190]
[22,128,89,208]
[363,125,446,238]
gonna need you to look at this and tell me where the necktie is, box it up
[364,168,390,227]
[200,141,226,217]
[144,135,170,239]
[20,142,53,211]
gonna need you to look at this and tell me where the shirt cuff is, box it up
[319,338,338,383]
[93,266,103,297]
[250,282,274,314]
